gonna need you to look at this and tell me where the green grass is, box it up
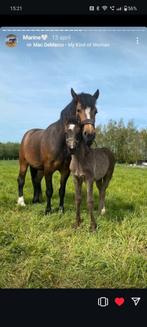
[0,160,147,288]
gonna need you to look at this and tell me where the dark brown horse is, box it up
[17,88,99,214]
[65,118,115,231]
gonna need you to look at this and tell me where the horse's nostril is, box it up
[83,131,95,140]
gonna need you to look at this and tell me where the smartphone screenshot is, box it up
[0,0,146,319]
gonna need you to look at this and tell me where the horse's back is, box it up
[98,147,115,163]
[93,147,115,180]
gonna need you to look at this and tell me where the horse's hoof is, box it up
[98,207,106,215]
[101,207,106,215]
[72,223,79,229]
[17,197,26,207]
[45,208,52,215]
[32,199,40,204]
[72,219,83,229]
[89,223,97,232]
[58,206,64,214]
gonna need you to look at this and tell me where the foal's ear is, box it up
[93,89,99,100]
[64,121,68,132]
[71,88,79,101]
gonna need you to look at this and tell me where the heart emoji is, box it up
[114,297,125,306]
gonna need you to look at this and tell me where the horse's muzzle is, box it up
[66,137,79,154]
[82,131,96,146]
[68,148,76,155]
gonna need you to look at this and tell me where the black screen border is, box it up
[0,11,146,322]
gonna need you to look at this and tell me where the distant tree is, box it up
[95,119,147,164]
[140,129,147,161]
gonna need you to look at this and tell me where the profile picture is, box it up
[5,34,17,47]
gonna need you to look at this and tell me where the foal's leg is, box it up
[44,168,53,214]
[96,179,105,215]
[96,175,111,215]
[17,160,28,206]
[73,176,83,228]
[58,168,70,213]
[30,167,43,203]
[87,180,97,231]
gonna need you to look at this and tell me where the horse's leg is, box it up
[73,176,83,228]
[87,180,97,231]
[58,168,70,213]
[96,179,105,215]
[44,168,53,214]
[30,167,43,203]
[17,161,28,206]
[96,175,111,215]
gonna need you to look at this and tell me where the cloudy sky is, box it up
[0,27,147,142]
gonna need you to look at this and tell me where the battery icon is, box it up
[98,297,109,307]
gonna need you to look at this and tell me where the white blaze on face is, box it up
[68,124,75,148]
[68,124,75,131]
[17,196,26,206]
[85,107,91,119]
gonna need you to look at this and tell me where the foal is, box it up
[65,119,115,231]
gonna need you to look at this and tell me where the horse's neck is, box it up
[70,142,91,176]
[60,100,76,122]
[73,141,88,163]
[45,120,66,151]
[46,120,65,139]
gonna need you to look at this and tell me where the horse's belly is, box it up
[52,159,65,170]
[94,159,109,180]
[25,152,43,169]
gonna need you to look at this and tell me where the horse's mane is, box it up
[60,100,76,123]
[65,116,79,126]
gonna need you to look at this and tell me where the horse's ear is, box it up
[71,88,78,101]
[93,89,99,100]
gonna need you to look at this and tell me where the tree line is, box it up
[95,119,147,163]
[0,142,19,160]
[0,119,147,163]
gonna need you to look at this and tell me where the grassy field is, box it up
[0,160,147,288]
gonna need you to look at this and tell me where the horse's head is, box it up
[64,118,82,154]
[71,88,99,146]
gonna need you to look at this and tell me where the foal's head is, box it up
[71,88,99,146]
[65,118,82,154]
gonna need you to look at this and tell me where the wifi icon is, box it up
[102,5,108,11]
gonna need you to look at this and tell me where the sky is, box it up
[0,27,147,142]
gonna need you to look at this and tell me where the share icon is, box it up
[131,297,141,306]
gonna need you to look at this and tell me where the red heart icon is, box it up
[114,297,125,306]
